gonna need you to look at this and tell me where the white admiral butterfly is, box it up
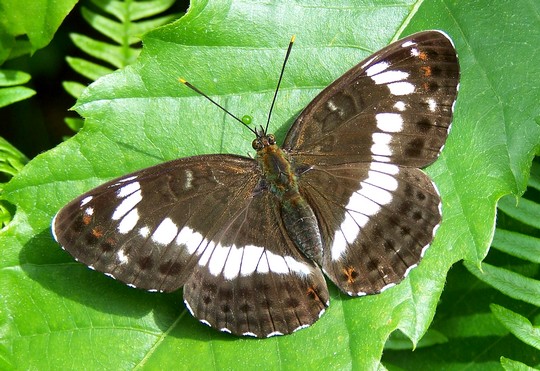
[52,30,459,337]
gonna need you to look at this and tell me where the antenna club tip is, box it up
[291,35,296,43]
[178,78,187,84]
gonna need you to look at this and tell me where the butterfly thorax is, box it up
[253,134,298,197]
[254,133,324,264]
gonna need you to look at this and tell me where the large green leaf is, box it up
[2,0,540,369]
[0,0,78,62]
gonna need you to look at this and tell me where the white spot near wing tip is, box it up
[127,283,137,289]
[112,190,142,220]
[242,332,258,337]
[104,273,115,279]
[401,40,415,48]
[365,61,389,76]
[88,265,95,270]
[371,70,409,85]
[318,308,326,318]
[118,175,137,183]
[200,319,211,327]
[360,56,376,69]
[117,181,141,198]
[80,195,93,207]
[118,208,139,234]
[148,289,158,293]
[220,328,232,334]
[267,331,284,338]
[356,291,367,297]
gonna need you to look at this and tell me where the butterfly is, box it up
[52,30,459,338]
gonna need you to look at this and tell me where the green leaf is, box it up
[491,304,540,351]
[382,263,540,369]
[64,117,85,132]
[0,0,78,62]
[2,0,540,369]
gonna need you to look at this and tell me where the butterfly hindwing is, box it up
[298,162,441,295]
[183,190,328,337]
[284,30,459,167]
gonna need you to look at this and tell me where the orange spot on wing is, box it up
[82,214,92,225]
[419,51,428,61]
[420,66,432,77]
[92,227,103,238]
[307,286,322,302]
[343,266,358,284]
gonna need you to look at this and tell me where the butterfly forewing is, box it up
[284,31,459,167]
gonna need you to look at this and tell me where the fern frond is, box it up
[63,0,183,131]
[0,69,35,108]
[465,159,540,367]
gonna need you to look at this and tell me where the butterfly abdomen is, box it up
[256,139,324,263]
[281,194,323,264]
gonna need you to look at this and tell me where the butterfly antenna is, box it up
[179,78,258,136]
[264,35,295,135]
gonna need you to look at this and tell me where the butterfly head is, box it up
[252,133,277,151]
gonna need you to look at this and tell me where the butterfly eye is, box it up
[252,138,261,150]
